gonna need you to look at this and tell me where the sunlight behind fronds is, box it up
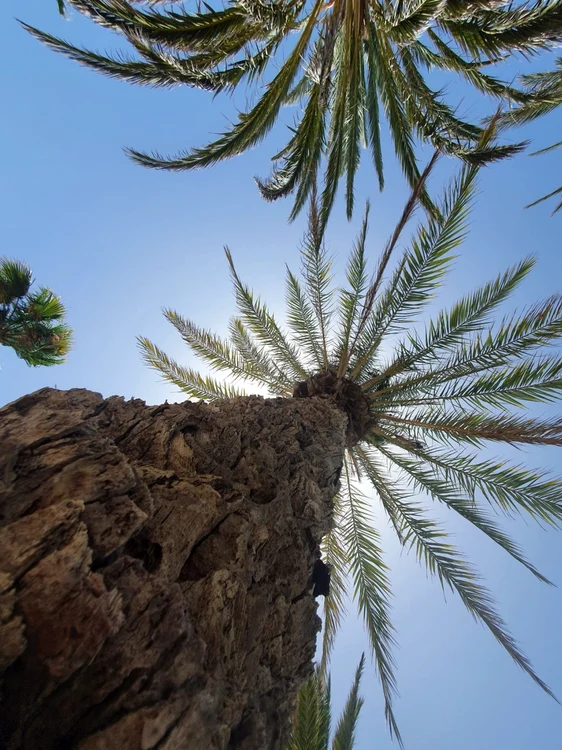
[139,162,562,736]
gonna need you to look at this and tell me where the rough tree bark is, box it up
[0,388,347,750]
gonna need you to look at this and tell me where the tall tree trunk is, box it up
[0,388,346,750]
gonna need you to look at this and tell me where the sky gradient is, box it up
[2,3,562,747]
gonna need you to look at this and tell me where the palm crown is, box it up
[139,160,562,741]
[0,258,72,367]
[28,0,562,226]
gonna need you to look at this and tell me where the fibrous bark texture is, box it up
[0,388,346,750]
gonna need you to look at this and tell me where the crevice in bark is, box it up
[177,515,236,583]
[124,536,163,574]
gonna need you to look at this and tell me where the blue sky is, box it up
[2,2,562,747]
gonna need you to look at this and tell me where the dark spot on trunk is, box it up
[312,559,331,597]
[124,535,162,573]
[229,713,254,745]
[249,485,276,505]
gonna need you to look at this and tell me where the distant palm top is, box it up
[0,258,72,367]
[28,0,562,224]
[139,158,562,742]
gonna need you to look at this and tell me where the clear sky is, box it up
[2,2,562,748]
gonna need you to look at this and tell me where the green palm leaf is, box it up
[377,443,552,583]
[287,655,365,750]
[138,338,248,399]
[331,653,365,750]
[27,0,560,224]
[350,157,478,381]
[286,672,330,750]
[319,507,348,676]
[340,458,400,743]
[357,446,556,699]
[225,247,308,380]
[126,0,324,170]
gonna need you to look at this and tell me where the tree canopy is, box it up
[0,258,72,367]
[139,159,562,742]
[26,0,562,226]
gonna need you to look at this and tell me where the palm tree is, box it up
[139,158,562,743]
[24,0,562,226]
[500,57,562,213]
[0,258,72,367]
[287,655,365,750]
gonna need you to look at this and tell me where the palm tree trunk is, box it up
[0,388,346,750]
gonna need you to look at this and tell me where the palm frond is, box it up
[336,205,370,378]
[257,25,337,219]
[394,356,562,411]
[357,446,556,700]
[526,185,562,213]
[287,654,365,750]
[286,672,330,750]
[126,0,323,170]
[366,13,433,214]
[256,78,328,216]
[225,248,308,380]
[138,337,247,399]
[363,23,384,192]
[0,258,33,303]
[377,443,551,583]
[417,30,530,103]
[371,293,562,407]
[229,317,294,395]
[31,0,562,224]
[300,194,334,369]
[286,267,325,369]
[340,458,401,745]
[347,150,440,377]
[318,22,350,231]
[439,1,562,58]
[530,139,562,158]
[319,513,349,676]
[351,158,477,381]
[381,408,562,447]
[331,653,365,750]
[0,258,72,367]
[389,0,446,45]
[384,257,535,377]
[376,433,562,529]
[343,0,364,220]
